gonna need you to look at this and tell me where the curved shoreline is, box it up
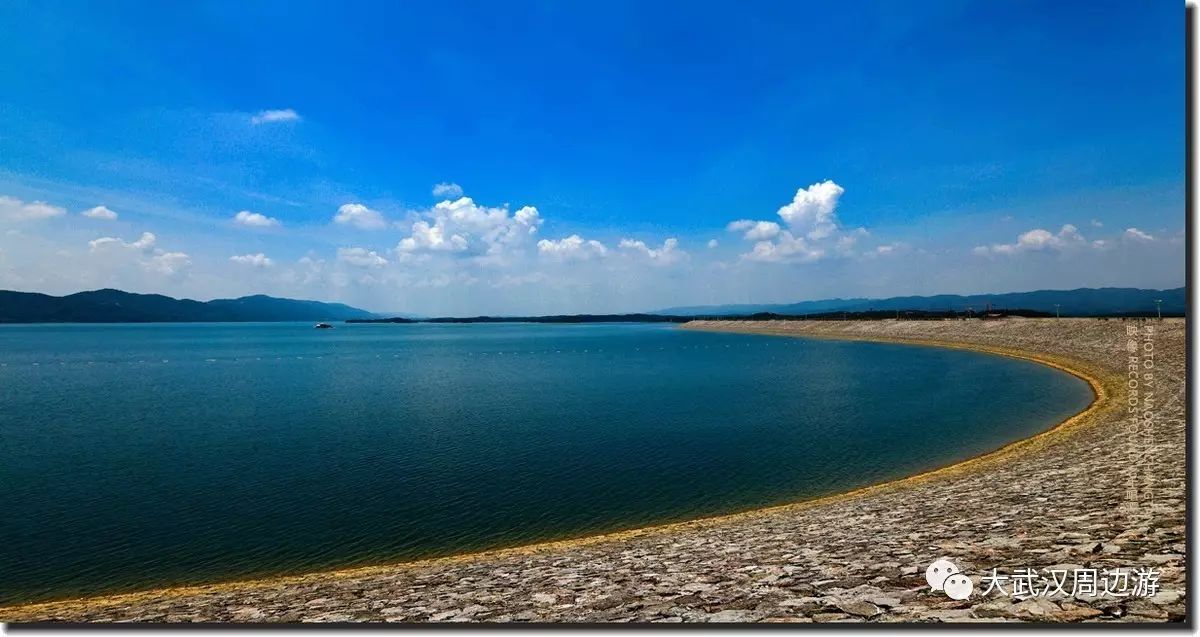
[0,323,1118,620]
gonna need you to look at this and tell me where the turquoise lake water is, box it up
[0,322,1093,604]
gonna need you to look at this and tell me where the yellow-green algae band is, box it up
[0,323,1117,621]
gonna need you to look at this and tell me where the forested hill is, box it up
[0,289,374,323]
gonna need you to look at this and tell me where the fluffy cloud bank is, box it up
[89,231,191,276]
[396,196,543,261]
[0,195,66,222]
[233,210,280,227]
[974,224,1086,256]
[973,223,1160,257]
[969,222,1157,256]
[0,178,1179,317]
[744,232,825,264]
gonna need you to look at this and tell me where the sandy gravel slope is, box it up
[1,318,1185,623]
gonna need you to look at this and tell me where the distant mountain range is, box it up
[0,286,1184,323]
[653,287,1186,317]
[0,289,375,323]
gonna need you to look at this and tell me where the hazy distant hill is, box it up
[0,289,375,323]
[654,287,1186,317]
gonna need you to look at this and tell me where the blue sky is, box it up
[0,0,1184,314]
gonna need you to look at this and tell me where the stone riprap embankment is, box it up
[1,318,1185,623]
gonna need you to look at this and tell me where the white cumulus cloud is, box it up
[726,219,781,241]
[1124,227,1154,242]
[777,180,845,239]
[537,234,607,261]
[397,220,468,253]
[618,237,687,265]
[726,180,859,264]
[90,231,157,253]
[230,253,274,268]
[234,210,281,228]
[334,203,387,230]
[432,182,464,198]
[81,205,118,220]
[250,109,301,125]
[337,247,389,268]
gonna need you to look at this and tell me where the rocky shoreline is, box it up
[1,318,1186,624]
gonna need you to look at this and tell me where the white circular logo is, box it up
[943,572,974,600]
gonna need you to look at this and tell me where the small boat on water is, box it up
[314,322,334,329]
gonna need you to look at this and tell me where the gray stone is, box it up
[835,600,881,618]
[704,610,761,623]
[811,612,852,622]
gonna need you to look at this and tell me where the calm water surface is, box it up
[0,322,1092,604]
